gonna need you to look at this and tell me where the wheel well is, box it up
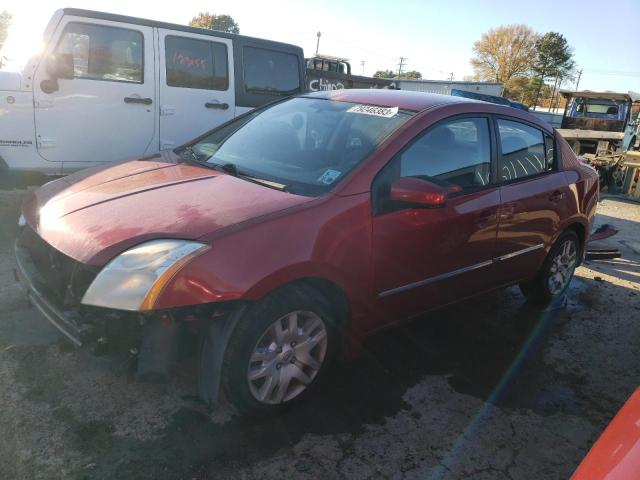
[565,222,586,260]
[287,277,350,318]
[276,277,351,352]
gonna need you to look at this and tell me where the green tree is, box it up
[531,32,574,108]
[0,10,12,68]
[398,70,422,79]
[470,24,539,84]
[189,12,239,34]
[373,69,422,79]
[373,69,395,78]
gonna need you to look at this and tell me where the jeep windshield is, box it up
[179,97,413,196]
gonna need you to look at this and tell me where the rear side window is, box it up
[497,119,547,182]
[56,22,143,83]
[165,36,228,90]
[397,117,492,190]
[544,134,555,170]
[243,47,300,94]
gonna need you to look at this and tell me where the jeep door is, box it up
[158,29,235,150]
[33,17,156,170]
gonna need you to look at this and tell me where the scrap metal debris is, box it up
[586,224,622,260]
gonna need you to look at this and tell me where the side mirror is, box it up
[389,177,450,208]
[41,54,74,94]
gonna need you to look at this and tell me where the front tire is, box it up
[520,231,579,305]
[221,287,337,415]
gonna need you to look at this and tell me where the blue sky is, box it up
[3,0,639,92]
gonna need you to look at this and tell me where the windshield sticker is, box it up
[347,105,399,118]
[318,169,342,185]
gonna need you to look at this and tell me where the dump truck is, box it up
[557,90,640,192]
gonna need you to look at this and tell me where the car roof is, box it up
[303,89,554,132]
[303,89,477,112]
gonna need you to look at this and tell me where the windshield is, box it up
[180,97,413,196]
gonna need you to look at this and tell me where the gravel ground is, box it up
[0,189,638,480]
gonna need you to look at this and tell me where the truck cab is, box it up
[305,54,395,92]
[557,90,640,192]
[558,91,639,155]
[0,8,304,177]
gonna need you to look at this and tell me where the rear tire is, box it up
[519,231,580,305]
[221,286,338,415]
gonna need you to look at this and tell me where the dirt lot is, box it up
[0,190,638,480]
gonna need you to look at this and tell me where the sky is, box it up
[2,0,639,92]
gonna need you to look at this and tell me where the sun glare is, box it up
[1,20,45,71]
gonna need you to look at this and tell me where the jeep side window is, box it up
[165,36,228,90]
[242,46,300,95]
[56,22,143,83]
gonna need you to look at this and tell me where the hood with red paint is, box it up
[22,156,313,265]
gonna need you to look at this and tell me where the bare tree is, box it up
[470,25,539,85]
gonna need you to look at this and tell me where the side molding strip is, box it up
[378,243,544,298]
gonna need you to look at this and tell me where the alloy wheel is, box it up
[547,239,577,295]
[247,310,328,404]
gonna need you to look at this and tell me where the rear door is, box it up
[33,18,155,169]
[158,29,234,150]
[493,117,571,284]
[371,115,501,325]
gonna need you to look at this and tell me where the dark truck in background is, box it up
[305,55,396,91]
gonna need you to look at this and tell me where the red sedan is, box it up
[15,89,598,413]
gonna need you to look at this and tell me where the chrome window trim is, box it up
[378,243,544,298]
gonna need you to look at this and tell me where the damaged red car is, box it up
[15,90,598,413]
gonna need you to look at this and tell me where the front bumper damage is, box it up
[14,226,244,404]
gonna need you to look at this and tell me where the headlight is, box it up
[81,239,209,311]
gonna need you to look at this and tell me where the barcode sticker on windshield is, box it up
[347,105,399,118]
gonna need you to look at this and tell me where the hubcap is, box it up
[247,310,328,404]
[547,239,577,295]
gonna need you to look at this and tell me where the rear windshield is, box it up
[576,102,619,115]
[181,97,413,196]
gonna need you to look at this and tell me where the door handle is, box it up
[549,190,564,202]
[124,96,153,105]
[205,102,229,110]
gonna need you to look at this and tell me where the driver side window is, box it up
[398,117,492,189]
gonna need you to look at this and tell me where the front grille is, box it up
[16,226,98,308]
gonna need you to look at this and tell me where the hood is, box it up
[22,156,313,265]
[0,71,23,91]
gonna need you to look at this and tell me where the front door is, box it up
[34,18,156,169]
[493,118,572,284]
[371,115,500,326]
[158,29,235,150]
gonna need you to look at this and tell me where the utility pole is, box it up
[315,31,321,56]
[449,72,454,81]
[397,57,407,77]
[575,69,583,91]
[361,60,365,75]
